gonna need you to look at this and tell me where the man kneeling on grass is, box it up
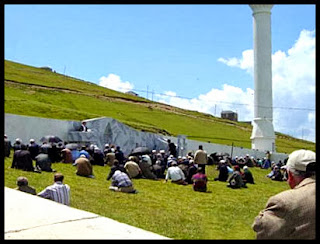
[74,154,95,178]
[109,170,137,193]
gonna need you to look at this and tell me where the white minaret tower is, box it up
[249,4,276,152]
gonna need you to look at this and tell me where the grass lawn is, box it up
[5,155,290,239]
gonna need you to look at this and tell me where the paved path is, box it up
[5,187,170,239]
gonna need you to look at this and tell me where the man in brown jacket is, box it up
[194,145,208,173]
[105,149,116,166]
[252,149,315,239]
[74,155,94,178]
[124,156,142,179]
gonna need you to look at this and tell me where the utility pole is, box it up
[63,65,67,82]
[147,85,149,100]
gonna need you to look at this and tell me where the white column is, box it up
[249,5,276,152]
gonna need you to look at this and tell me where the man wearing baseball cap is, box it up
[252,149,315,239]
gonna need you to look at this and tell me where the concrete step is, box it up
[5,187,170,239]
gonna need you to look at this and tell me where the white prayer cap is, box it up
[287,149,315,172]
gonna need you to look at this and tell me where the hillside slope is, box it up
[4,60,315,153]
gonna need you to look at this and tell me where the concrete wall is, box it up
[4,113,288,162]
[68,116,169,155]
[4,113,168,156]
[5,113,75,144]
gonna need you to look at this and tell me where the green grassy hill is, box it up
[4,60,315,154]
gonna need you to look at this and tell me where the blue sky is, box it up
[5,4,315,143]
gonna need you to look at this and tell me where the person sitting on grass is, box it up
[124,156,142,179]
[214,159,229,182]
[270,165,283,181]
[227,165,247,189]
[74,154,95,178]
[11,144,39,173]
[12,138,22,152]
[4,134,12,157]
[152,155,165,179]
[15,176,36,195]
[92,146,105,166]
[139,155,157,180]
[164,161,187,185]
[27,139,40,160]
[243,166,255,184]
[38,173,71,206]
[35,148,56,172]
[191,167,208,192]
[109,170,137,193]
[106,159,126,180]
[186,159,197,184]
[61,147,73,164]
[252,149,315,239]
[79,146,90,159]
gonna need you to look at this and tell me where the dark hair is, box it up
[54,173,64,182]
[304,162,316,178]
[306,162,316,172]
[289,162,316,178]
[197,167,204,173]
[17,177,28,186]
[20,144,27,150]
[199,145,203,150]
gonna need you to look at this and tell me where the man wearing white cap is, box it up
[252,149,316,239]
[4,134,12,157]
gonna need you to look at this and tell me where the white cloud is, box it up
[157,84,254,121]
[271,30,315,142]
[159,29,315,142]
[99,73,134,93]
[218,49,254,75]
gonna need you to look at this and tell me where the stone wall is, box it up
[4,113,288,162]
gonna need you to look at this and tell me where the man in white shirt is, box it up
[38,173,71,206]
[164,161,187,185]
